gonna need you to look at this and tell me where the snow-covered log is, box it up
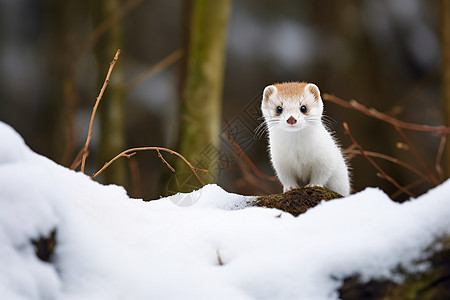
[1,121,450,300]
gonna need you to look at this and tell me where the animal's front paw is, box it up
[283,186,299,193]
[305,184,322,188]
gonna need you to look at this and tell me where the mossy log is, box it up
[253,187,450,299]
[32,229,56,263]
[251,186,343,217]
[339,237,450,300]
[28,188,450,299]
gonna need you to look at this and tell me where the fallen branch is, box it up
[91,147,208,185]
[70,49,121,172]
[343,122,415,198]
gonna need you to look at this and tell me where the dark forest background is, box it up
[0,0,447,201]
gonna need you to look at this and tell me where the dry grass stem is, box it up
[91,146,208,185]
[343,122,415,198]
[71,49,121,172]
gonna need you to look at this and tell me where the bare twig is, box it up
[216,249,224,266]
[223,120,277,181]
[222,121,278,194]
[71,49,121,172]
[91,146,208,185]
[78,0,142,60]
[125,49,184,90]
[323,94,450,134]
[157,149,175,172]
[343,122,415,198]
[128,158,142,198]
[225,132,277,182]
[435,134,447,182]
[395,126,439,185]
[391,178,426,199]
[344,149,429,183]
[343,144,358,160]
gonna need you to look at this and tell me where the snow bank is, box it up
[1,121,450,300]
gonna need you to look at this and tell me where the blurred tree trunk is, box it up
[93,0,127,187]
[442,0,450,177]
[174,0,231,190]
[45,0,89,166]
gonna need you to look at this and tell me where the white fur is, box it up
[261,83,351,196]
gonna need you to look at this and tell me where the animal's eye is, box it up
[300,105,307,113]
[276,106,283,114]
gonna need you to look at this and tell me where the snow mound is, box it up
[1,121,450,300]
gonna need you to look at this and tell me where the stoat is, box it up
[261,81,350,196]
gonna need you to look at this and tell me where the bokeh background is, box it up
[0,0,446,201]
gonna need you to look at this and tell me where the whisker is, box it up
[322,114,337,129]
[254,122,269,139]
[254,119,279,139]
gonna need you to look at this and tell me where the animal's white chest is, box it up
[269,129,319,181]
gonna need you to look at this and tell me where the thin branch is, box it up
[157,149,175,172]
[221,120,278,194]
[395,126,439,185]
[77,0,142,60]
[128,158,142,198]
[71,49,121,172]
[91,146,208,185]
[224,129,277,182]
[344,149,430,183]
[343,122,415,198]
[323,94,450,134]
[343,144,358,160]
[435,134,447,182]
[216,249,224,266]
[222,120,277,182]
[124,49,184,90]
[391,178,426,200]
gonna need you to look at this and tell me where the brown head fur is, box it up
[273,82,308,99]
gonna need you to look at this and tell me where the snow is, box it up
[1,120,450,300]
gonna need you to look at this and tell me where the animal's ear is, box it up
[263,85,276,103]
[306,83,321,103]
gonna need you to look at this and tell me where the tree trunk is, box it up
[442,0,450,177]
[174,0,231,191]
[93,0,127,188]
[45,0,89,166]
